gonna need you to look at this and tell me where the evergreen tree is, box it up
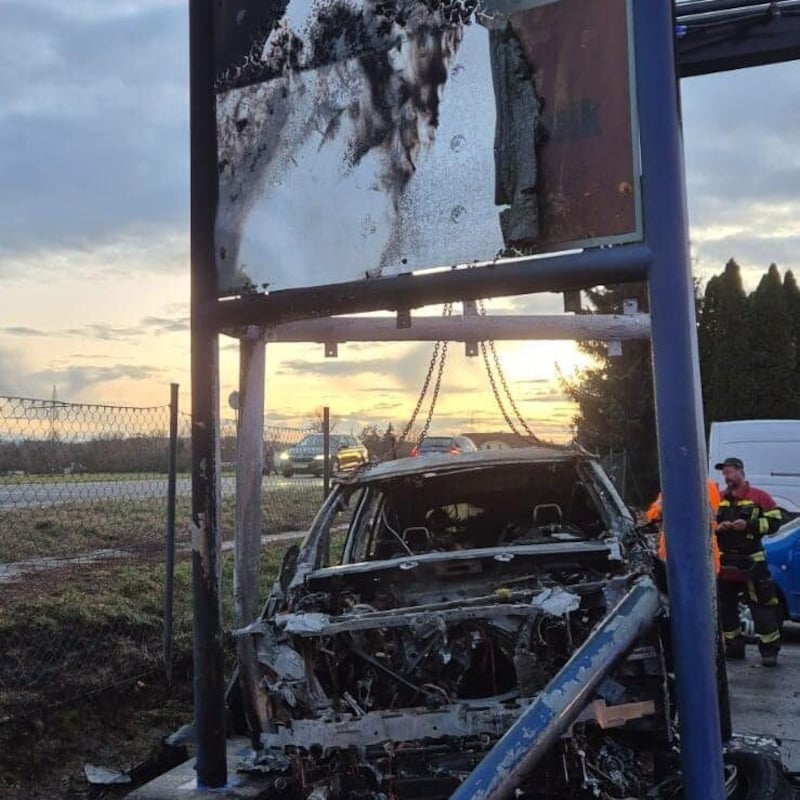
[561,283,659,504]
[749,264,799,418]
[784,269,800,392]
[697,275,721,426]
[705,259,755,421]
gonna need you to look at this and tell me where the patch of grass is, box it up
[0,538,296,721]
[0,482,321,562]
[0,471,178,485]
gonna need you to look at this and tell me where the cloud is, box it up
[63,324,141,341]
[277,358,398,378]
[275,343,440,389]
[0,227,188,282]
[682,61,800,283]
[19,0,184,22]
[1,314,190,346]
[0,2,188,261]
[1,326,47,337]
[0,344,165,400]
[140,316,190,335]
[31,364,166,399]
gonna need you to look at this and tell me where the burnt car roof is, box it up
[338,444,589,485]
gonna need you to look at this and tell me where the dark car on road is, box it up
[411,434,478,456]
[278,433,368,478]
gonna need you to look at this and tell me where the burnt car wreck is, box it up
[228,447,700,799]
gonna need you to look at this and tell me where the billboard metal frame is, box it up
[187,1,744,796]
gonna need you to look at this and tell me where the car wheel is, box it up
[282,468,293,479]
[725,751,795,800]
[668,753,794,799]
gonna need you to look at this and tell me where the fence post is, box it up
[322,406,331,499]
[163,382,179,688]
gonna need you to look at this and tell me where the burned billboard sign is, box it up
[213,0,640,297]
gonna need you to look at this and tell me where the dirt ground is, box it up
[0,662,194,800]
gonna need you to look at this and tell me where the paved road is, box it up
[728,623,800,771]
[0,475,322,509]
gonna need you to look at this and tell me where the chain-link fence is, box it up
[0,393,322,721]
[600,449,649,509]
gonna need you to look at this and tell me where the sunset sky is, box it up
[2,1,799,442]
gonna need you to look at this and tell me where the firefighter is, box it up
[714,457,783,667]
[646,479,721,573]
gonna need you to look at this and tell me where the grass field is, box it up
[0,543,292,713]
[0,471,177,485]
[0,482,321,563]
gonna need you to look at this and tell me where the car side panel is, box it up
[765,525,800,621]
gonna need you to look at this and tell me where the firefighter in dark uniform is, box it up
[715,457,783,666]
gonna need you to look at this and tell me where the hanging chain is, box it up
[478,299,537,442]
[480,340,523,438]
[397,302,453,446]
[416,303,452,444]
[397,339,442,444]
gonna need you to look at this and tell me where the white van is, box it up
[708,420,800,512]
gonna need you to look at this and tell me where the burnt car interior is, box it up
[341,461,610,564]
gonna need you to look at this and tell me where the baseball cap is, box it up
[714,457,744,471]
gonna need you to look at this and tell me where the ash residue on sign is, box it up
[216,0,480,291]
[214,0,542,294]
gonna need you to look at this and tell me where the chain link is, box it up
[480,340,523,438]
[478,300,537,443]
[397,303,453,447]
[397,300,536,449]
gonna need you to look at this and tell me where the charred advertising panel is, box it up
[511,0,640,251]
[212,0,640,297]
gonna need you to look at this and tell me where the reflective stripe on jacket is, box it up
[716,484,782,556]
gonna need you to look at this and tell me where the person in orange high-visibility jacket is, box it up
[646,480,721,573]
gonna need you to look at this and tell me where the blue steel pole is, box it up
[450,578,660,800]
[634,2,725,798]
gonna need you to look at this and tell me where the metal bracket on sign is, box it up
[397,309,412,329]
[324,342,338,358]
[564,290,582,313]
[463,299,479,358]
[623,299,639,316]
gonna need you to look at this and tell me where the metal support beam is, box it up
[234,330,268,748]
[207,245,653,329]
[676,1,800,77]
[636,2,726,798]
[450,577,661,800]
[189,0,227,787]
[264,314,651,344]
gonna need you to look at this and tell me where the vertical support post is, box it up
[323,406,331,499]
[634,2,725,798]
[163,382,179,688]
[234,331,268,746]
[189,0,227,787]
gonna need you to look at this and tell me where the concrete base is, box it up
[124,739,272,800]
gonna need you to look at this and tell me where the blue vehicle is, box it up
[764,517,800,624]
